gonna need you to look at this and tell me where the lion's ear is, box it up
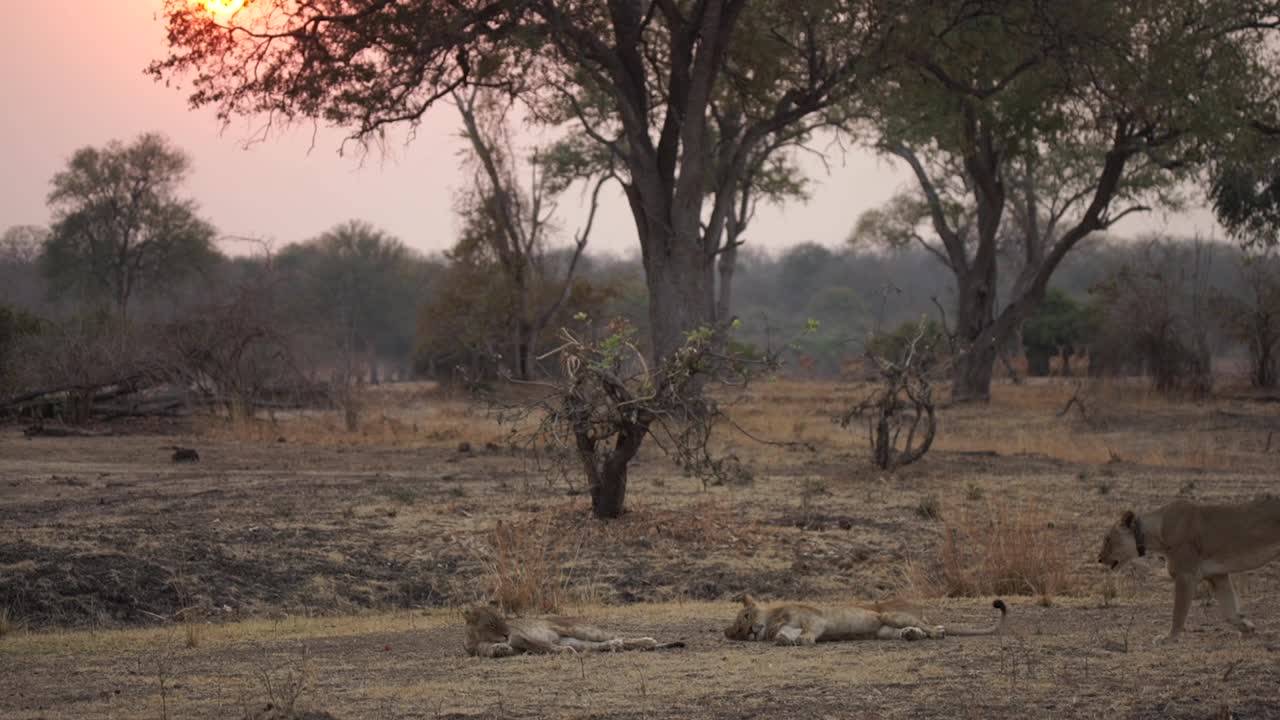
[741,593,757,607]
[1121,510,1135,528]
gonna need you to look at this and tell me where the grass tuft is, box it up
[909,500,1075,603]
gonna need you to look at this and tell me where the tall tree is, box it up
[1,225,46,266]
[150,0,892,363]
[452,89,599,380]
[278,220,422,386]
[41,133,219,321]
[855,0,1280,401]
[150,0,898,518]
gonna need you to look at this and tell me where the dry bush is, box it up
[241,647,312,720]
[908,500,1075,604]
[461,496,759,613]
[466,515,587,614]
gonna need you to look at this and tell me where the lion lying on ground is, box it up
[464,606,687,658]
[723,594,1008,645]
[1097,496,1280,643]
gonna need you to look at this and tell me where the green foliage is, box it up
[1211,157,1280,249]
[1022,289,1099,376]
[41,133,220,318]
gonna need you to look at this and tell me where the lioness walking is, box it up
[1098,496,1280,643]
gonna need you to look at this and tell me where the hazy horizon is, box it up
[1,1,1227,261]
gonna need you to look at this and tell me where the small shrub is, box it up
[965,484,984,501]
[469,516,584,614]
[246,648,311,720]
[1095,479,1112,496]
[915,494,942,521]
[380,487,419,505]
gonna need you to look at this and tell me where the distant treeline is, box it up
[3,221,1271,401]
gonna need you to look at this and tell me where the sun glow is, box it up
[200,0,246,15]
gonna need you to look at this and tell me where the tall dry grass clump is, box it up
[909,500,1076,605]
[470,515,587,614]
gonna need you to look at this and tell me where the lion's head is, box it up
[464,605,511,644]
[1098,510,1142,570]
[724,594,766,640]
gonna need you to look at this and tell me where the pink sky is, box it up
[0,1,1221,260]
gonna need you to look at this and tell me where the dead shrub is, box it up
[910,500,1075,603]
[241,646,312,720]
[915,494,942,520]
[468,515,586,614]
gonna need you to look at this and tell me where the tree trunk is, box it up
[643,235,716,365]
[367,347,380,385]
[950,268,999,402]
[576,419,650,520]
[953,341,998,403]
[514,319,534,381]
[715,242,737,325]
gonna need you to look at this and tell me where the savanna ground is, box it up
[2,379,1279,719]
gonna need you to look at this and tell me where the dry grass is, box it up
[462,496,761,614]
[464,513,590,614]
[194,381,517,448]
[183,620,203,649]
[187,376,1272,475]
[0,607,12,638]
[907,500,1076,605]
[7,373,1280,719]
[717,378,1275,473]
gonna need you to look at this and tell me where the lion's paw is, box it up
[899,627,928,642]
[773,626,803,645]
[1241,619,1257,636]
[605,638,626,651]
[493,642,515,656]
[1154,632,1180,646]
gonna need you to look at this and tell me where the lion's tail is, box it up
[945,599,1009,636]
[654,641,687,650]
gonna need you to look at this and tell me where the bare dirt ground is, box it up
[2,380,1280,719]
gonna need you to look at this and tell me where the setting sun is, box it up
[200,0,245,15]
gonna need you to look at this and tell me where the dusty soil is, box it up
[2,381,1280,718]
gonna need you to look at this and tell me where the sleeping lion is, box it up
[464,606,686,657]
[1098,496,1280,643]
[724,594,1008,645]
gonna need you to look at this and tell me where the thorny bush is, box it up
[482,316,781,519]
